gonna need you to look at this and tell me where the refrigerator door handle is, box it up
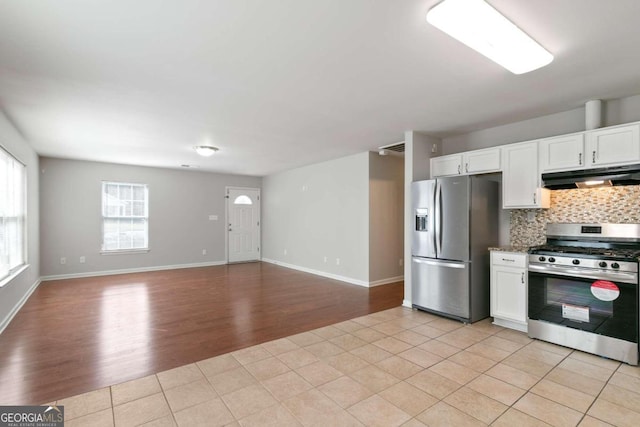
[432,181,438,257]
[413,258,466,269]
[435,181,442,256]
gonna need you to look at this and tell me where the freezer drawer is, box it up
[412,257,470,321]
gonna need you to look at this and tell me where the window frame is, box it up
[0,145,27,287]
[100,181,150,254]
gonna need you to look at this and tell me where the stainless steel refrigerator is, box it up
[411,175,498,323]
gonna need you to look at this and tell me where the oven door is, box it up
[528,265,638,344]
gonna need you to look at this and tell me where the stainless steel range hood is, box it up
[542,164,640,189]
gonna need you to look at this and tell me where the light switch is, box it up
[209,215,218,221]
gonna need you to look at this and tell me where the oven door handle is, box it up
[528,264,638,284]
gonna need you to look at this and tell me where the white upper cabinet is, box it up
[428,121,640,210]
[431,148,500,178]
[464,148,501,174]
[431,154,462,177]
[539,133,585,172]
[502,141,550,208]
[586,124,640,167]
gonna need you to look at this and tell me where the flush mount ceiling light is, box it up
[194,145,219,157]
[426,0,554,74]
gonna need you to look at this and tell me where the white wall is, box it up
[262,152,370,284]
[604,94,640,126]
[0,111,40,331]
[39,158,261,277]
[369,153,404,284]
[443,94,640,154]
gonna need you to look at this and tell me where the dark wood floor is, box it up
[0,262,403,405]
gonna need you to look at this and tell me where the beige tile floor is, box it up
[48,307,640,427]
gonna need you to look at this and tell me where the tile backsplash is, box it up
[510,186,640,246]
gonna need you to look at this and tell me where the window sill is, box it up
[100,249,150,255]
[0,264,30,288]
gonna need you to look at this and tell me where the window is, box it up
[233,195,253,205]
[102,181,149,252]
[0,147,26,283]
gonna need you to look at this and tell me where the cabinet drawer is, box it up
[491,252,526,268]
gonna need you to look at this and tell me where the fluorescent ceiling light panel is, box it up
[426,0,554,74]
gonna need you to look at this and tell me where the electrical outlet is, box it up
[431,143,438,153]
[323,256,327,263]
[202,249,207,255]
[60,257,66,265]
[527,211,536,222]
[79,256,86,263]
[284,249,287,256]
[399,258,403,266]
[336,258,340,265]
[209,215,218,221]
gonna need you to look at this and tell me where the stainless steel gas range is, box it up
[528,223,640,365]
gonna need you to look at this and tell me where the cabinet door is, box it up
[586,124,640,167]
[431,154,462,177]
[491,265,527,324]
[463,148,500,174]
[539,133,585,172]
[502,141,549,208]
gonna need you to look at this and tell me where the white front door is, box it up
[227,187,261,263]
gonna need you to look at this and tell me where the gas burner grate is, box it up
[530,245,640,259]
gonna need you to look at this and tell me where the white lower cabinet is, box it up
[490,251,528,332]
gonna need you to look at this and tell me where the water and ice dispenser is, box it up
[415,208,429,231]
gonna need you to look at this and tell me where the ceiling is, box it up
[1,0,639,176]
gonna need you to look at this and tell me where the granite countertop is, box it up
[488,246,531,253]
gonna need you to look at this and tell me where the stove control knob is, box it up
[611,262,620,269]
[572,259,580,265]
[548,257,556,263]
[538,256,546,262]
[599,261,608,268]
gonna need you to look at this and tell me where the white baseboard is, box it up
[369,275,404,287]
[261,258,370,287]
[402,299,412,308]
[0,278,41,335]
[261,258,402,288]
[40,261,227,281]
